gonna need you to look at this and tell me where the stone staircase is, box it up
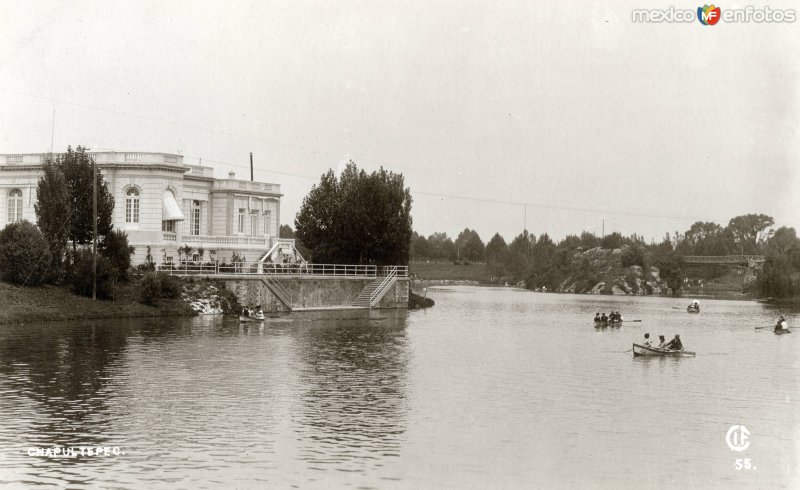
[353,279,383,307]
[261,276,292,310]
[352,267,398,308]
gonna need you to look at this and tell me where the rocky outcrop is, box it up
[555,246,670,295]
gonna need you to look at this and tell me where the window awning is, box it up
[162,190,185,221]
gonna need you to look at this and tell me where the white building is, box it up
[0,151,300,265]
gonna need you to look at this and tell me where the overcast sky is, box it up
[2,1,798,244]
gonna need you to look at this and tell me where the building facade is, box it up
[0,151,299,265]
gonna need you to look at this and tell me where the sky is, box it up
[1,1,798,244]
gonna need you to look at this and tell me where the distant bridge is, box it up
[682,255,765,266]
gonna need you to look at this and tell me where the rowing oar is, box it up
[680,351,697,356]
[671,306,682,310]
[754,326,772,330]
[625,320,643,322]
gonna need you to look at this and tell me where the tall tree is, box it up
[295,161,412,265]
[34,157,71,270]
[59,147,114,246]
[485,233,508,263]
[726,214,774,254]
[37,147,114,255]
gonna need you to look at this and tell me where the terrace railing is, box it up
[157,262,409,278]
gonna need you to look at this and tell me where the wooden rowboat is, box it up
[686,307,700,313]
[632,343,694,356]
[239,314,265,322]
[774,329,792,335]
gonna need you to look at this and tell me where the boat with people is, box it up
[239,306,266,322]
[594,311,624,327]
[686,299,700,313]
[632,343,690,356]
[773,316,791,334]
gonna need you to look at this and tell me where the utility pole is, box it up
[250,152,254,182]
[50,109,55,153]
[602,219,605,238]
[92,159,97,300]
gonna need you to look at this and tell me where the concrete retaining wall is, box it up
[222,276,409,312]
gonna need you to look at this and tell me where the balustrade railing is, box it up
[156,261,408,278]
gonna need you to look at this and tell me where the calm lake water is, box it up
[0,286,797,489]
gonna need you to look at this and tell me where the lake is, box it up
[0,286,797,488]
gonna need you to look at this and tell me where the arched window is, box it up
[8,189,23,223]
[126,188,140,223]
[191,200,201,236]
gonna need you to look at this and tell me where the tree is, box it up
[601,232,624,249]
[426,232,456,261]
[765,226,798,255]
[509,230,535,259]
[34,157,71,271]
[726,214,774,254]
[485,233,508,264]
[455,228,485,262]
[410,232,431,261]
[0,220,52,286]
[654,252,683,295]
[295,162,413,265]
[59,147,114,246]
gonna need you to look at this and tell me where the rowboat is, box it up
[686,307,700,313]
[632,343,692,356]
[239,315,264,322]
[774,329,792,335]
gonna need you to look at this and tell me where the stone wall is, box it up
[222,276,409,312]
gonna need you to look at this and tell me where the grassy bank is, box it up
[410,261,493,283]
[0,278,197,325]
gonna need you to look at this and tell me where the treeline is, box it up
[410,213,800,298]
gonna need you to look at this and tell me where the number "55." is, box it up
[734,458,751,470]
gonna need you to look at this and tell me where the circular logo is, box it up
[726,425,750,451]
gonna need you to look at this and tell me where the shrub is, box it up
[213,281,242,314]
[100,229,134,281]
[159,273,182,299]
[69,250,116,299]
[0,220,53,286]
[140,272,162,306]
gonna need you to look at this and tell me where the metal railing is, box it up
[156,262,409,278]
[369,267,398,306]
[379,265,408,277]
[683,255,765,264]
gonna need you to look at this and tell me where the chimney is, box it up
[228,171,236,179]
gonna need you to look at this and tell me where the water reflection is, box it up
[290,310,410,474]
[0,322,129,450]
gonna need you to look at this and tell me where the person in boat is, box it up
[664,334,683,351]
[594,312,601,323]
[643,333,652,347]
[774,315,787,332]
[600,312,608,323]
[656,335,667,348]
[242,308,249,317]
[608,312,616,322]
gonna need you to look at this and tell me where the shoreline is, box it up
[0,282,198,326]
[417,281,775,302]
